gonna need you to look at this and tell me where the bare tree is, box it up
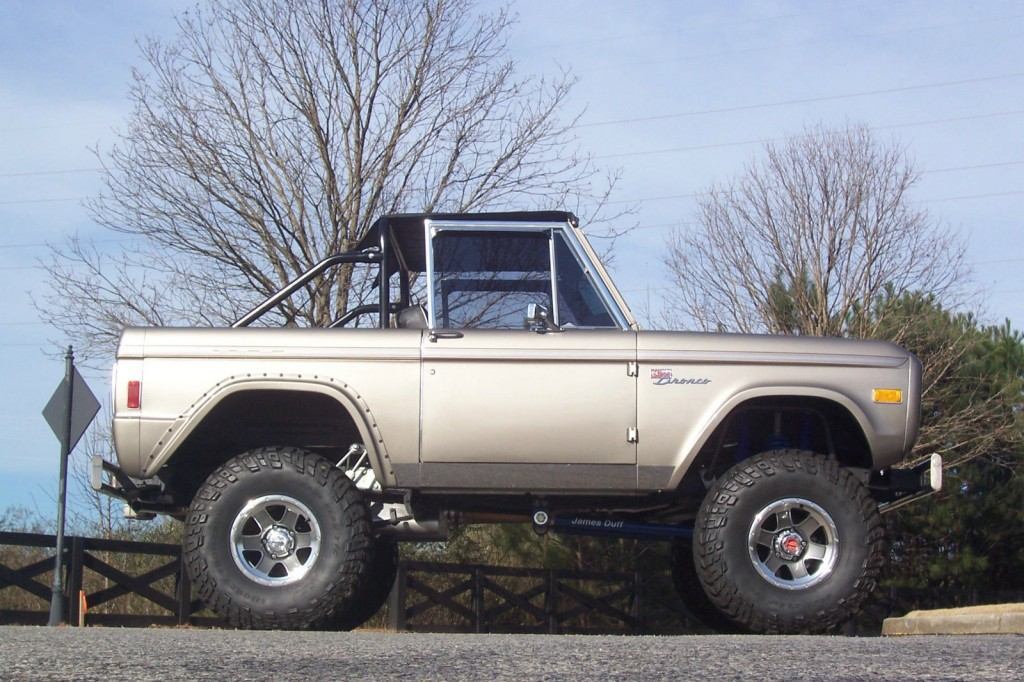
[662,125,966,338]
[41,0,622,361]
[871,295,1021,469]
[660,125,1020,468]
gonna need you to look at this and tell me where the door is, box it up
[418,225,636,476]
[421,329,636,465]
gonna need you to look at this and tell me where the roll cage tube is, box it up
[233,249,383,328]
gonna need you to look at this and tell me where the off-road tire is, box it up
[670,537,745,633]
[694,449,884,634]
[184,447,372,629]
[317,539,399,631]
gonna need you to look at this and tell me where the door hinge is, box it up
[627,427,638,443]
[627,361,638,377]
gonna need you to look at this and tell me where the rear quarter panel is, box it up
[112,327,421,482]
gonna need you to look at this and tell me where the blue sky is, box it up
[1,1,1022,520]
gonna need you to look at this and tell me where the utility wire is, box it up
[606,14,1023,72]
[605,182,1024,207]
[0,197,83,206]
[579,72,1024,128]
[0,238,130,249]
[593,110,1024,160]
[3,109,1022,181]
[3,162,1021,211]
[520,0,868,52]
[0,168,101,179]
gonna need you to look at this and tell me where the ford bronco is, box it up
[96,211,940,633]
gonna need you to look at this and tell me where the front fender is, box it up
[666,385,877,489]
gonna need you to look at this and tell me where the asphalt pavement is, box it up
[0,626,1021,681]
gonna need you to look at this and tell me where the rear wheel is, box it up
[184,447,373,629]
[694,450,884,634]
[317,539,399,630]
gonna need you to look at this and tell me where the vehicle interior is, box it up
[233,211,624,332]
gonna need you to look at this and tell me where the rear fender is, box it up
[139,375,394,486]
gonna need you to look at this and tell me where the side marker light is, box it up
[872,388,902,404]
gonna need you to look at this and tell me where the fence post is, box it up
[545,570,559,635]
[67,536,85,627]
[631,569,643,634]
[387,562,407,632]
[472,567,484,633]
[176,549,191,626]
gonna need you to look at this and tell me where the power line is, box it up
[926,160,1024,174]
[593,110,1024,160]
[2,110,1021,191]
[4,165,1019,214]
[0,197,83,206]
[605,13,1024,73]
[11,112,1009,182]
[974,256,1024,265]
[0,237,130,249]
[606,183,1024,207]
[0,168,101,179]
[924,190,1024,203]
[579,72,1024,128]
[519,2,850,52]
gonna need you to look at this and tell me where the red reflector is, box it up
[127,381,141,409]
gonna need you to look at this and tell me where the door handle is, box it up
[428,330,464,342]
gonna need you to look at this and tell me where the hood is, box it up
[637,330,910,368]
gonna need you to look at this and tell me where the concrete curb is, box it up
[882,603,1024,636]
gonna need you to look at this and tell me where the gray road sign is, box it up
[43,367,100,452]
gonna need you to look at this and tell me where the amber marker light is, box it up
[127,381,141,409]
[872,388,902,404]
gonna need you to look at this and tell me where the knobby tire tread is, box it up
[694,449,885,634]
[184,446,372,630]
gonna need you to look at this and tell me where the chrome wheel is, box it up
[747,497,838,590]
[230,494,322,587]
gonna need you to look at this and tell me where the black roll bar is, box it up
[378,227,390,328]
[232,248,382,328]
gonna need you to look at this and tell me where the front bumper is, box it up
[874,453,943,513]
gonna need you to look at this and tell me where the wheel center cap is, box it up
[774,530,807,561]
[262,526,296,559]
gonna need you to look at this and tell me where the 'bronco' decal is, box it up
[650,368,711,386]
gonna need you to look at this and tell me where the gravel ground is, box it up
[0,626,1021,681]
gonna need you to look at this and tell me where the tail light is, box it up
[127,381,141,409]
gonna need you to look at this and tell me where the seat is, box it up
[396,304,428,329]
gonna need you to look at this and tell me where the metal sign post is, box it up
[42,346,100,626]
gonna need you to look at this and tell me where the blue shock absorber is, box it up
[799,412,814,450]
[764,410,790,450]
[737,413,751,462]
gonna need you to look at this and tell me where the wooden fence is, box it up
[389,560,643,634]
[0,530,219,627]
[0,532,643,633]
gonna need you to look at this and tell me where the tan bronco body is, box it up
[113,326,919,490]
[101,212,935,634]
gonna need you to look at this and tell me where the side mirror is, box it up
[525,303,558,332]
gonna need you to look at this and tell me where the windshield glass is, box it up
[554,232,615,327]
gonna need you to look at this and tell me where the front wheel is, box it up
[184,447,373,629]
[670,537,744,633]
[694,450,884,634]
